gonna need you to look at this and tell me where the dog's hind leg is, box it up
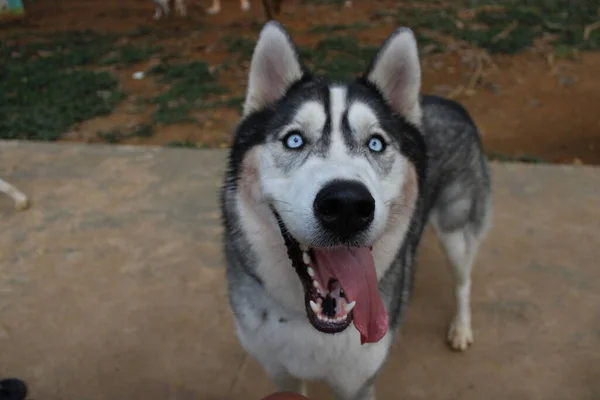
[259,363,306,396]
[435,227,479,351]
[330,376,376,400]
[207,0,221,14]
[431,179,492,351]
[0,178,29,211]
[272,375,306,396]
[262,0,273,19]
[153,0,170,19]
[174,0,186,16]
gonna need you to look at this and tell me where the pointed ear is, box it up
[242,21,304,117]
[364,28,422,126]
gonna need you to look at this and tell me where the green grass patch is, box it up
[222,36,257,60]
[97,124,155,144]
[304,37,380,81]
[167,140,198,148]
[102,43,161,66]
[202,95,245,112]
[0,30,128,141]
[127,25,155,38]
[97,130,127,144]
[394,0,600,54]
[308,22,371,34]
[0,29,164,141]
[149,60,229,125]
[223,31,442,81]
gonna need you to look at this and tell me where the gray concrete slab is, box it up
[0,141,599,400]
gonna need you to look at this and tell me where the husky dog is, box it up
[0,178,29,210]
[221,21,492,400]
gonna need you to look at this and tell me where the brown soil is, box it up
[2,0,600,164]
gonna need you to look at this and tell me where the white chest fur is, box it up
[234,288,393,386]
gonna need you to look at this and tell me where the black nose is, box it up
[313,180,375,237]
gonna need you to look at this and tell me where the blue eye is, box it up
[283,131,305,150]
[367,135,386,153]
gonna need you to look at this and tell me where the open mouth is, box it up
[273,209,389,344]
[303,248,355,332]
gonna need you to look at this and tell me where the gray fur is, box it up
[220,22,492,400]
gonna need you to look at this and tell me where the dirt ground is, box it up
[2,0,599,164]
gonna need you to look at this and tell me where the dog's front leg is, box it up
[271,375,307,396]
[330,379,375,400]
[328,369,378,400]
[261,364,306,396]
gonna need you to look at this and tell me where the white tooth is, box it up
[344,301,356,313]
[302,252,311,265]
[313,280,319,288]
[307,267,315,277]
[309,300,320,314]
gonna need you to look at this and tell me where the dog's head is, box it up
[226,22,425,344]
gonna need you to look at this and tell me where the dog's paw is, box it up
[13,194,29,211]
[241,1,250,11]
[206,5,220,14]
[15,198,29,211]
[447,318,473,351]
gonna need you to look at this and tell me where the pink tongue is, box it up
[313,247,388,344]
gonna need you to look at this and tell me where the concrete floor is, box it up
[0,141,599,400]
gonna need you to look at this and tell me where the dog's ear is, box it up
[243,21,304,117]
[364,28,422,126]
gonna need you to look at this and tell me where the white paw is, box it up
[206,5,220,14]
[241,1,250,11]
[299,381,307,397]
[15,196,30,211]
[447,317,473,351]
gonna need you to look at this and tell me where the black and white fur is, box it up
[220,22,492,400]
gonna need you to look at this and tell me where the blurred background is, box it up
[1,0,599,164]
